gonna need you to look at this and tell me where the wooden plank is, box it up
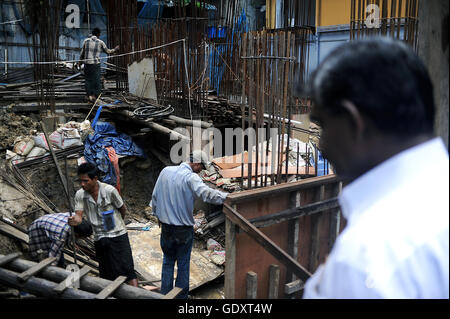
[268,264,280,299]
[162,287,183,299]
[249,197,340,228]
[286,191,301,284]
[219,162,313,179]
[223,203,312,282]
[328,182,343,252]
[224,205,237,299]
[309,185,325,271]
[17,257,57,282]
[0,222,29,244]
[284,279,304,295]
[226,175,340,204]
[53,265,91,294]
[1,254,163,299]
[95,276,127,299]
[246,271,258,299]
[0,252,22,267]
[0,267,96,299]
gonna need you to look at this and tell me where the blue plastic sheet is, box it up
[84,122,146,186]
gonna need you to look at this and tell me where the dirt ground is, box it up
[0,111,226,298]
[0,109,39,150]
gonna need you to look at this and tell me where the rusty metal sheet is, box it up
[225,176,342,299]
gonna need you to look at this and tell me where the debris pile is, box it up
[4,119,92,166]
[0,110,39,151]
[197,134,316,191]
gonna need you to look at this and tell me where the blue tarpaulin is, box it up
[84,122,146,186]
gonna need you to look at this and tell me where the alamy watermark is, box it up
[365,4,381,28]
[65,4,80,29]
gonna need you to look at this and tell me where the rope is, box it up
[0,38,186,65]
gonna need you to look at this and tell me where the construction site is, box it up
[0,0,448,301]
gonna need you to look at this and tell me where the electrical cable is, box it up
[132,104,174,119]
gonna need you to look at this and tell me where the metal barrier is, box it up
[223,174,345,299]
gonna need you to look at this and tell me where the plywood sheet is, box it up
[219,164,315,179]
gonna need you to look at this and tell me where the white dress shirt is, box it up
[152,163,228,226]
[303,137,449,299]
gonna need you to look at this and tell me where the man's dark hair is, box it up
[77,162,99,179]
[92,27,101,37]
[308,37,435,136]
[73,219,93,237]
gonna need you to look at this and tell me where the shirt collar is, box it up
[83,181,107,204]
[180,162,193,172]
[339,137,448,222]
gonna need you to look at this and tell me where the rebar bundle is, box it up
[239,28,315,189]
[23,0,63,114]
[105,0,139,91]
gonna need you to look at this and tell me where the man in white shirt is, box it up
[302,37,449,299]
[151,150,228,299]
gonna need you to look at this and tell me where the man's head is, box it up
[307,37,435,181]
[92,27,101,37]
[73,219,92,238]
[189,150,210,173]
[77,162,99,193]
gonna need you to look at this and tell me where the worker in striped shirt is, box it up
[28,212,92,268]
[78,27,119,103]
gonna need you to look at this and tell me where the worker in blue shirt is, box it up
[151,150,228,299]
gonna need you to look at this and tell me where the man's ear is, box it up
[341,100,365,141]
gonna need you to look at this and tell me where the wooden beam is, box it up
[309,185,325,272]
[226,175,340,204]
[1,254,163,299]
[246,271,258,299]
[0,267,96,299]
[17,257,57,282]
[53,265,91,294]
[168,115,212,128]
[284,279,304,295]
[162,287,183,299]
[95,276,127,299]
[223,203,312,282]
[286,191,301,284]
[0,252,22,267]
[249,197,340,228]
[224,205,237,299]
[268,264,280,299]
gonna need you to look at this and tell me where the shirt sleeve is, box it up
[109,187,124,209]
[79,40,86,61]
[151,179,159,215]
[188,174,228,205]
[74,191,84,211]
[100,41,115,54]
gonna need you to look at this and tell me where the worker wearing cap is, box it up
[151,150,228,299]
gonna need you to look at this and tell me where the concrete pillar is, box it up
[417,0,449,149]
